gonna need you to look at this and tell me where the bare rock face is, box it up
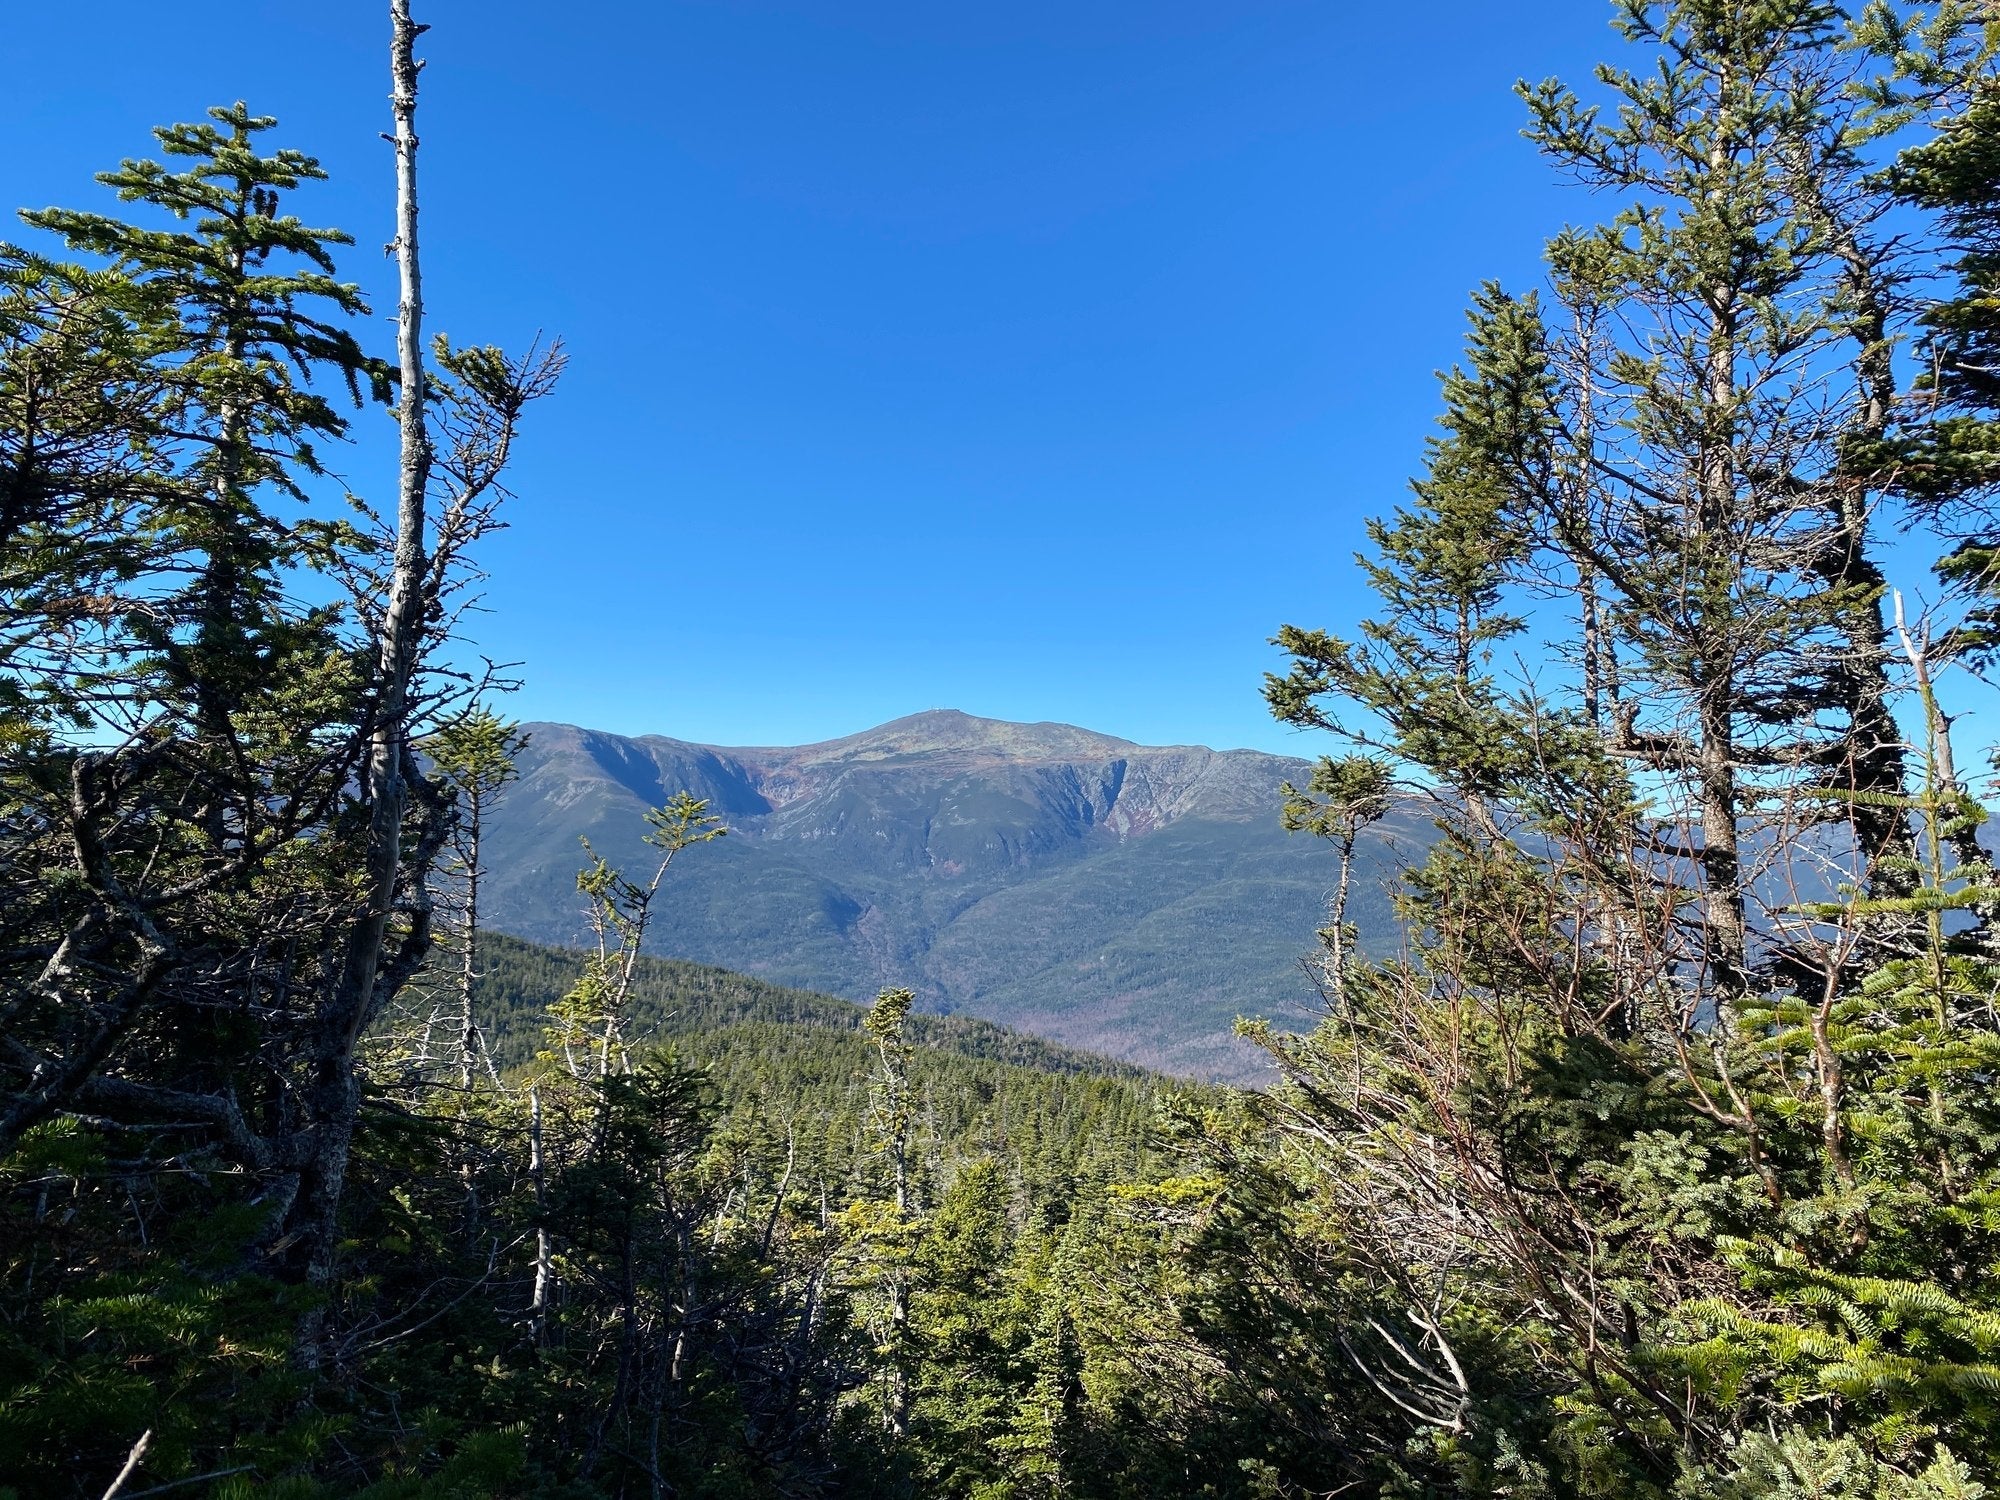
[482,710,1424,1081]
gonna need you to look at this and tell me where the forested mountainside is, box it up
[456,933,1165,1194]
[479,712,1425,1079]
[466,932,1153,1079]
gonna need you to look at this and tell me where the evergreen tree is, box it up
[544,793,727,1079]
[855,986,921,1447]
[422,707,529,1090]
[908,1159,1017,1497]
[1253,3,2000,1493]
[1867,6,2000,661]
[1,15,558,1486]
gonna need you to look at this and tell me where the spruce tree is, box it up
[428,708,530,1091]
[1254,2,2000,1491]
[21,102,383,740]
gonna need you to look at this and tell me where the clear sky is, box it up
[7,1,1618,755]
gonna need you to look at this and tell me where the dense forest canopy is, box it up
[12,1,2000,1496]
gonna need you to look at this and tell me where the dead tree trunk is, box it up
[293,0,435,1361]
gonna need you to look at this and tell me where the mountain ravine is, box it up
[478,710,1424,1079]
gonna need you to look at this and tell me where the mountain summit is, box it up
[763,708,1141,762]
[480,712,1418,1078]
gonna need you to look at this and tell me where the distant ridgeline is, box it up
[476,711,1431,1080]
[461,932,1173,1198]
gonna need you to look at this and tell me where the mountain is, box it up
[478,710,1426,1080]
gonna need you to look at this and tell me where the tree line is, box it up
[11,1,2000,1496]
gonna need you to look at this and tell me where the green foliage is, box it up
[427,708,527,807]
[0,92,551,1500]
[1246,6,2000,1495]
[543,795,727,1079]
[1279,754,1393,846]
[1882,61,2000,654]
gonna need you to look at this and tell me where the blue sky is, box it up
[7,1,1617,754]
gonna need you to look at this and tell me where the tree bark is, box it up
[292,0,434,1358]
[530,1083,553,1345]
[459,786,482,1093]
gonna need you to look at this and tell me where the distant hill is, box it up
[478,710,1427,1080]
[471,931,1152,1082]
[465,932,1170,1209]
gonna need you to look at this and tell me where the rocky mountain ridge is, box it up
[480,710,1421,1079]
